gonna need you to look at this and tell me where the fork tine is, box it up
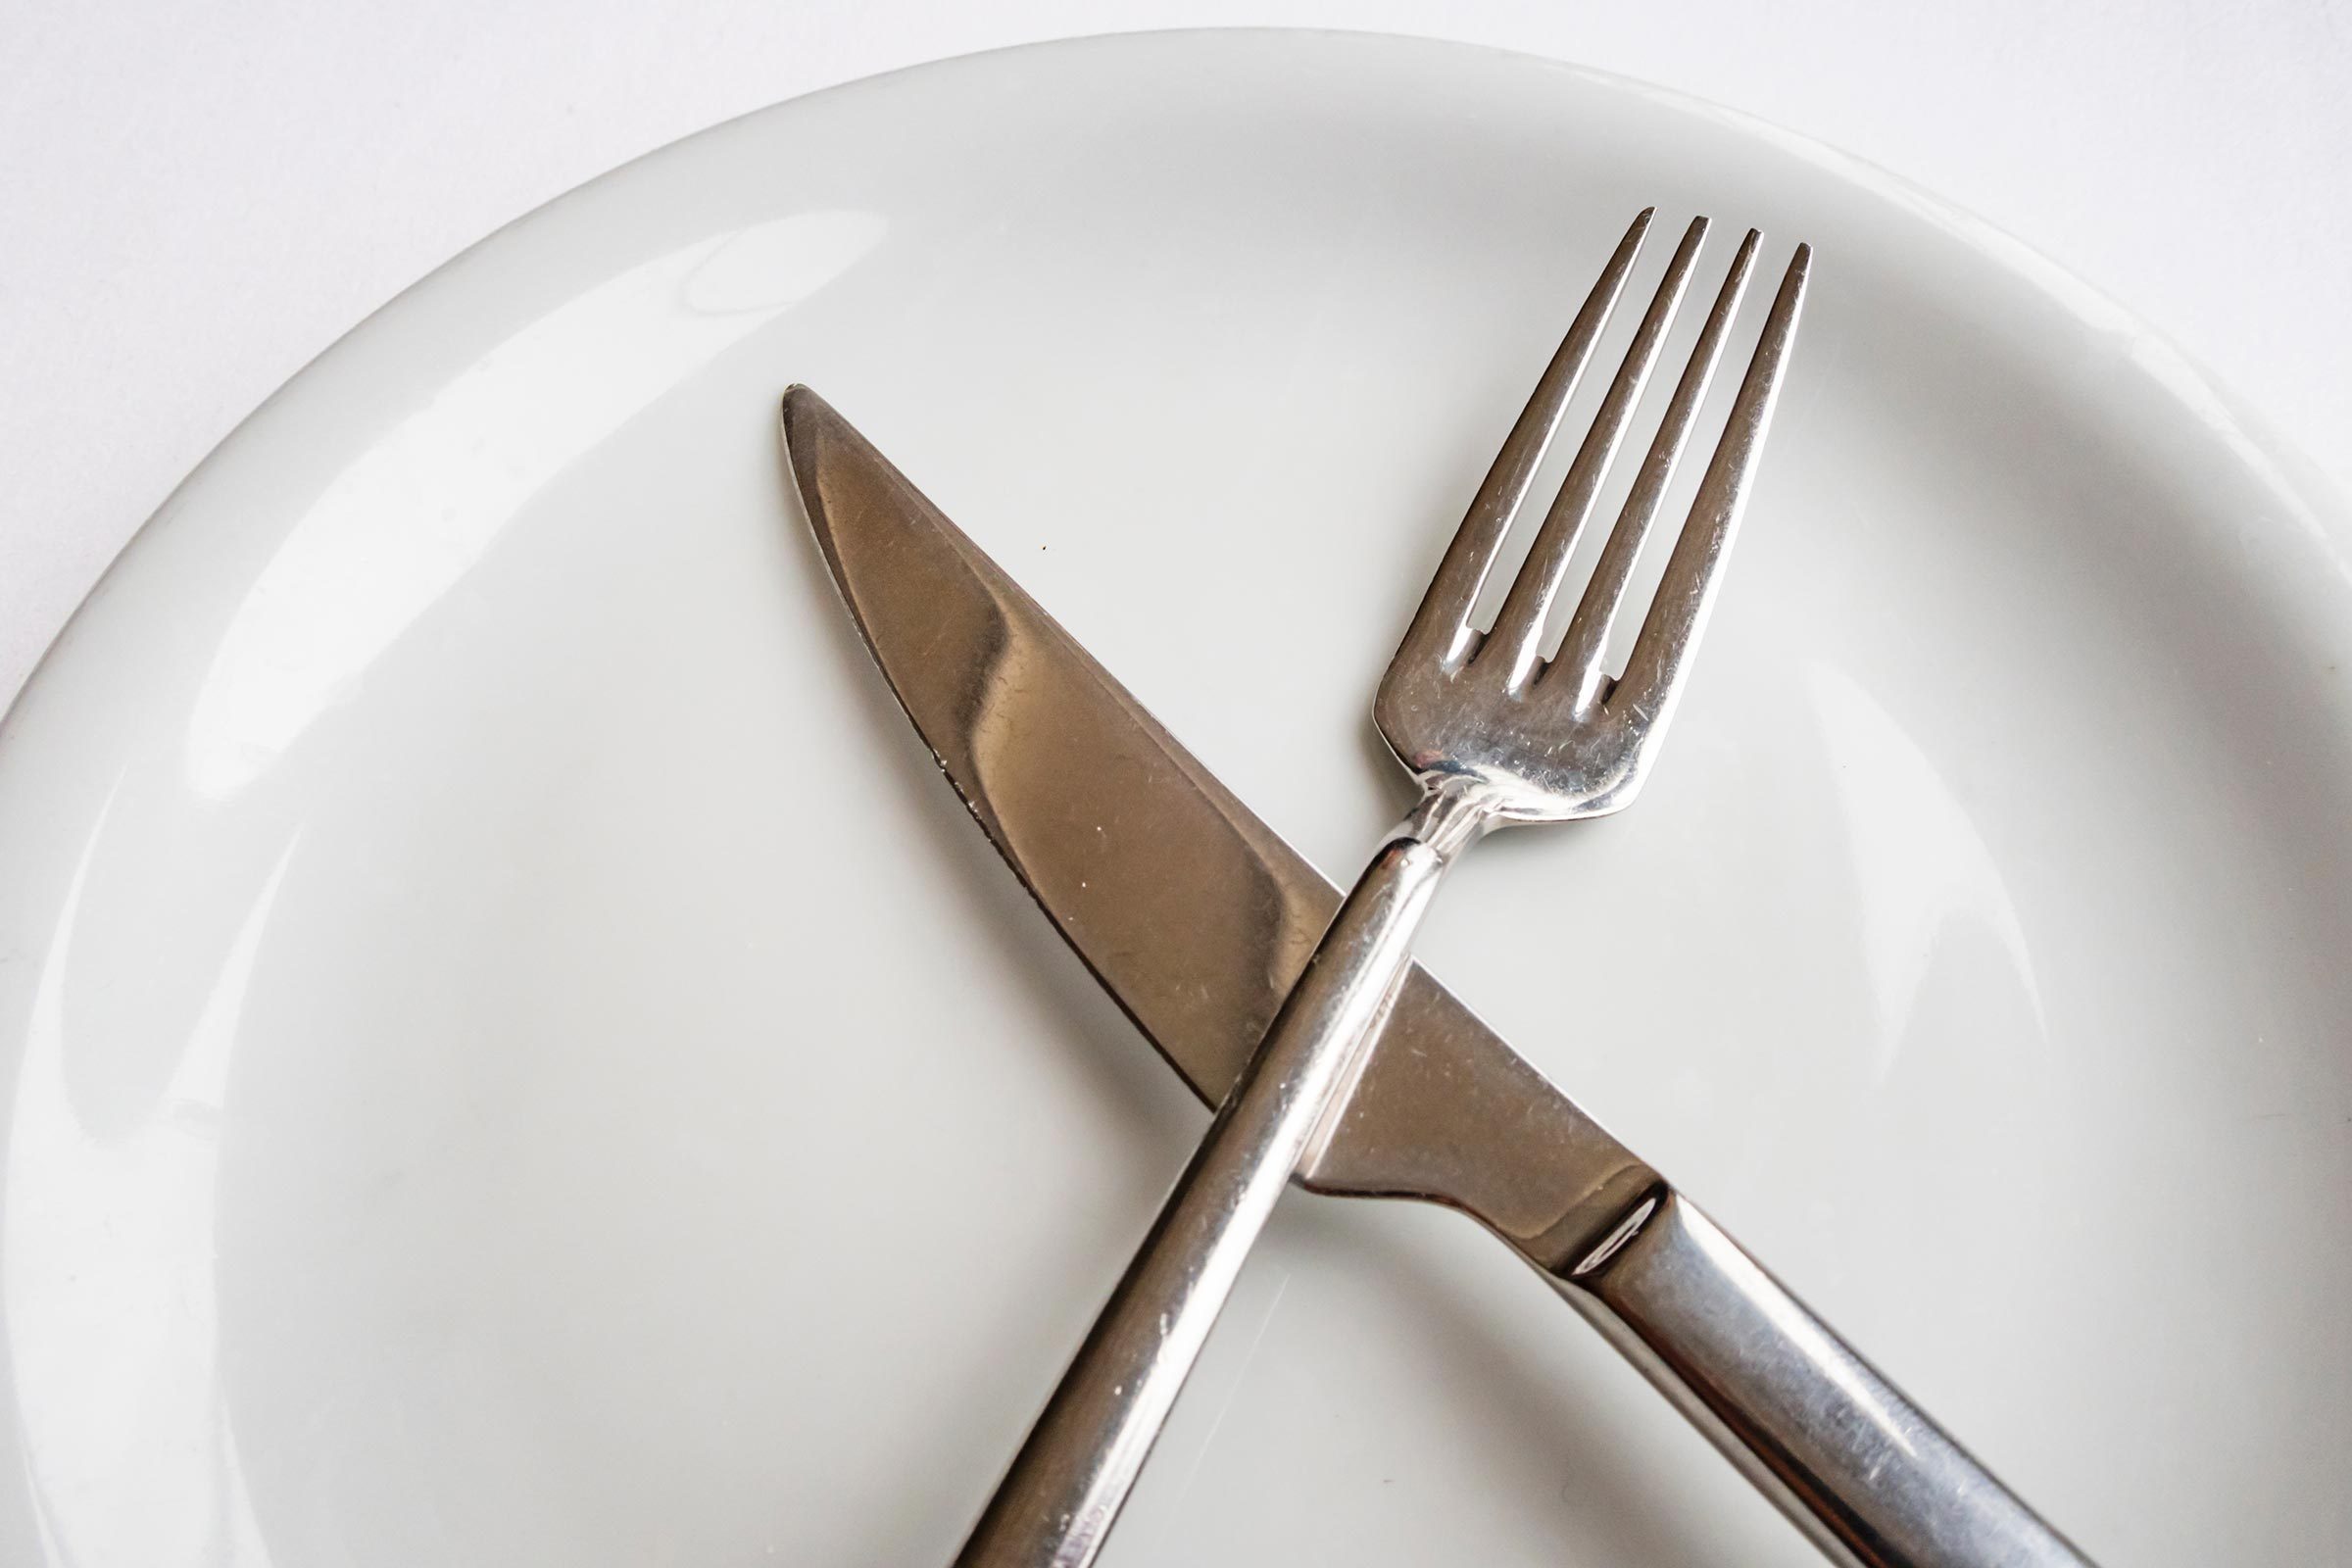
[1546,228,1761,712]
[1487,217,1709,690]
[1609,243,1811,735]
[1395,209,1654,671]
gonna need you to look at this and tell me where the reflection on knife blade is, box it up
[783,387,1657,1272]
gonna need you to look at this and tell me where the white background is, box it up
[5,1,2348,712]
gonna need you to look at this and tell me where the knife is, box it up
[781,386,2089,1568]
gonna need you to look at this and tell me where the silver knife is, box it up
[781,386,2089,1567]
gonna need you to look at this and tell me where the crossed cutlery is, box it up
[784,209,2092,1568]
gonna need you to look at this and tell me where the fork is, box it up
[955,212,2086,1568]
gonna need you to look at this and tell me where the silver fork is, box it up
[957,210,1811,1566]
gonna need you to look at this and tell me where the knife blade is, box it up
[781,386,1656,1273]
[780,386,2093,1568]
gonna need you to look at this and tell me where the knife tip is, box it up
[779,383,836,462]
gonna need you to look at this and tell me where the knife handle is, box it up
[1553,1187,2093,1568]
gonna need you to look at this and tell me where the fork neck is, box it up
[1397,778,1503,862]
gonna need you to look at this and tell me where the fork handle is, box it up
[1556,1188,2094,1567]
[953,796,1481,1568]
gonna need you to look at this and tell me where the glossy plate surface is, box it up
[2,30,2348,1566]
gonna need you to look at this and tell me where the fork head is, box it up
[1373,209,1810,825]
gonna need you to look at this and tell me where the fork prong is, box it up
[1609,243,1811,736]
[1546,228,1761,712]
[1487,217,1709,690]
[1394,209,1654,671]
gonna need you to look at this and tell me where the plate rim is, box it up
[4,26,2347,753]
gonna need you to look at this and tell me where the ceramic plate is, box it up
[3,31,2347,1566]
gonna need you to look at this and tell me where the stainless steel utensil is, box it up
[783,212,2093,1568]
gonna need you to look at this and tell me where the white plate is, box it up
[4,30,2348,1566]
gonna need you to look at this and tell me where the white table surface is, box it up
[5,1,2347,713]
